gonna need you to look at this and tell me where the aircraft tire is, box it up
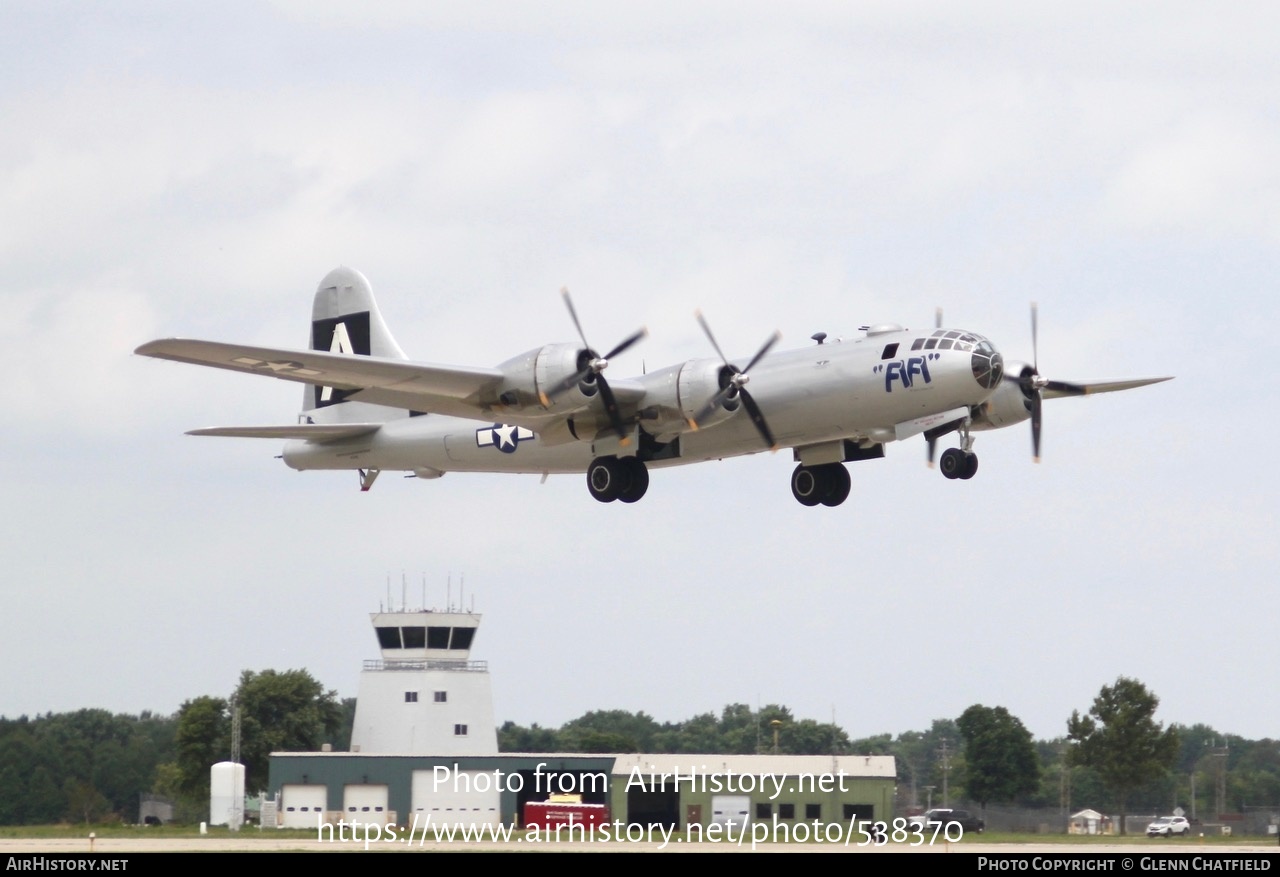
[960,451,978,480]
[617,458,650,503]
[587,456,622,502]
[819,463,851,506]
[939,448,965,479]
[790,465,823,506]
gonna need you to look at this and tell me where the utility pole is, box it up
[1209,740,1228,820]
[938,737,951,808]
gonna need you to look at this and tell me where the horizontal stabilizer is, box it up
[186,423,383,443]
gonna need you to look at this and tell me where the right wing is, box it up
[186,424,383,442]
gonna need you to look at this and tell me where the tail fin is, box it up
[305,266,409,421]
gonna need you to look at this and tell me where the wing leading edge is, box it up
[135,338,505,419]
[186,423,383,442]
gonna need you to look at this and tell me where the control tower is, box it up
[349,610,497,754]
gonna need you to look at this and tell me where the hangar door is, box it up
[344,783,391,825]
[411,770,500,828]
[280,784,327,829]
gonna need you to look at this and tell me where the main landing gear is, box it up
[790,463,851,507]
[587,456,650,503]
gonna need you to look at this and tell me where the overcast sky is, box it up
[3,2,1276,745]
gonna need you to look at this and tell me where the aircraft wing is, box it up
[136,338,506,418]
[1043,376,1172,399]
[135,338,648,428]
[187,424,383,442]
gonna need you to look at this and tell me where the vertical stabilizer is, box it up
[304,267,410,422]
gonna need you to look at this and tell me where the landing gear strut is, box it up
[939,420,978,480]
[790,463,851,507]
[587,456,650,503]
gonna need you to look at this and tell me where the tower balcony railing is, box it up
[362,659,488,672]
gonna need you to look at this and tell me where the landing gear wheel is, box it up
[960,451,978,480]
[587,456,622,502]
[791,463,850,507]
[617,457,650,503]
[819,463,851,507]
[939,448,966,480]
[790,465,822,506]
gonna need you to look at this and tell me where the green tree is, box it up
[497,721,560,752]
[559,710,662,752]
[1066,677,1179,835]
[956,704,1040,811]
[174,696,230,802]
[234,669,342,792]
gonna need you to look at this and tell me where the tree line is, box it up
[1,674,1276,831]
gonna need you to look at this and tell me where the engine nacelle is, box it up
[637,358,743,437]
[971,364,1032,430]
[495,343,598,414]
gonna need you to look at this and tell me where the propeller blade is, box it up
[1031,301,1039,374]
[695,310,730,365]
[739,389,777,450]
[1041,378,1089,396]
[561,287,589,349]
[539,289,646,418]
[687,387,731,430]
[741,331,782,375]
[935,307,943,329]
[1031,389,1043,462]
[927,435,937,468]
[686,311,779,447]
[594,374,631,446]
[603,327,648,362]
[1043,376,1173,398]
[539,358,594,405]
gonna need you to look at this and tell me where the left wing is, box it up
[135,338,507,421]
[135,338,649,433]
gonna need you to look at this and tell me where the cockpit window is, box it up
[970,339,1003,389]
[911,338,925,351]
[881,343,899,360]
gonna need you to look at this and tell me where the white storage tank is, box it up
[209,761,245,829]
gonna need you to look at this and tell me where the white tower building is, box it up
[350,609,497,754]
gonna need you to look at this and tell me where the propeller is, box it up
[686,310,781,450]
[539,287,647,444]
[925,307,943,465]
[1006,302,1090,462]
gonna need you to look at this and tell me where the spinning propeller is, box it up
[686,311,781,450]
[1008,302,1090,462]
[539,287,647,444]
[927,307,944,466]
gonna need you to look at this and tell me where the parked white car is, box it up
[1146,816,1191,837]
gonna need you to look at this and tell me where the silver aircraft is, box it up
[135,266,1171,507]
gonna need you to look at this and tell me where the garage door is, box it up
[411,770,500,828]
[280,784,327,829]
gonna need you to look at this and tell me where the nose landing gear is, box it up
[939,447,978,480]
[939,420,978,480]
